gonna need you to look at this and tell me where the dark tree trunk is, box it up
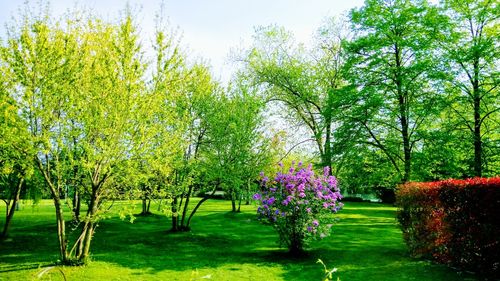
[1,178,23,238]
[395,43,411,182]
[72,189,81,222]
[185,185,218,229]
[237,191,242,212]
[54,197,69,263]
[180,185,193,229]
[36,157,70,264]
[171,196,178,232]
[323,112,333,173]
[230,189,237,212]
[472,58,482,177]
[141,197,149,215]
[75,185,100,263]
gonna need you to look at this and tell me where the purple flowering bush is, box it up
[253,162,343,254]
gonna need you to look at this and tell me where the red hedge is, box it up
[396,177,500,278]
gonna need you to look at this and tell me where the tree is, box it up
[244,22,348,172]
[160,62,218,232]
[1,7,154,263]
[0,55,33,238]
[439,0,499,177]
[201,81,271,212]
[344,0,443,183]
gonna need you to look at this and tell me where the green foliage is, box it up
[244,20,348,171]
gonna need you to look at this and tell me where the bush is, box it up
[396,177,500,278]
[253,162,343,255]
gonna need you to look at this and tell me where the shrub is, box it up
[396,177,500,278]
[253,162,343,255]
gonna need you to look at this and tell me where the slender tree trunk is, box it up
[54,197,69,263]
[1,178,23,238]
[171,196,178,231]
[180,185,193,229]
[72,189,80,222]
[185,185,218,229]
[401,113,411,183]
[395,43,411,182]
[142,197,148,215]
[231,189,237,212]
[472,58,482,177]
[77,187,99,263]
[237,193,242,212]
[324,113,333,173]
[36,157,70,263]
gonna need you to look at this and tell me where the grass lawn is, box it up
[0,199,478,280]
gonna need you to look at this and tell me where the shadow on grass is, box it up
[0,201,480,280]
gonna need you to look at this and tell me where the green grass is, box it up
[0,199,478,280]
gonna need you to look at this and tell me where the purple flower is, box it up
[267,197,276,205]
[252,193,262,200]
[259,171,265,177]
[299,192,306,198]
[307,226,313,232]
[323,166,330,176]
[312,220,319,227]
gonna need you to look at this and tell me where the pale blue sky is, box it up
[0,0,364,82]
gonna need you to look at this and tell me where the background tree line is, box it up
[241,0,498,196]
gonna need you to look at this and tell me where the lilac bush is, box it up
[254,162,343,254]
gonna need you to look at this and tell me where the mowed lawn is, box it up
[0,200,478,281]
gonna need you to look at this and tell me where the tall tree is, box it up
[244,22,347,172]
[345,0,442,183]
[201,81,271,212]
[2,7,153,264]
[0,52,33,238]
[440,0,499,177]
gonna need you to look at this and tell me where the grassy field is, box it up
[0,199,478,280]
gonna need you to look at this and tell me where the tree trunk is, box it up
[472,58,482,177]
[324,112,333,173]
[72,189,81,222]
[141,197,148,215]
[231,189,237,212]
[401,114,411,183]
[237,190,242,212]
[180,185,193,229]
[185,186,218,229]
[395,43,411,182]
[171,196,178,231]
[54,197,69,263]
[1,178,23,238]
[76,187,99,263]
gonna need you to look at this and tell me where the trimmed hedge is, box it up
[396,177,500,278]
